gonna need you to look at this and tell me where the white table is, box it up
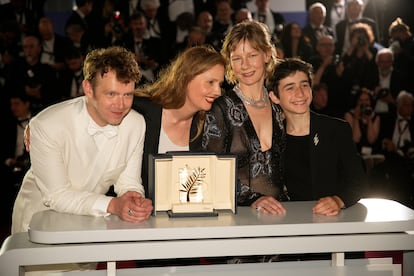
[1,198,414,275]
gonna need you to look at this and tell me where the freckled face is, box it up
[186,64,224,111]
[84,70,135,126]
[230,39,270,86]
[272,71,312,116]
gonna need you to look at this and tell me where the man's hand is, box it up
[108,191,153,222]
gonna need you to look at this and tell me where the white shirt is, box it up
[374,70,392,114]
[393,115,411,150]
[148,18,161,38]
[158,126,189,153]
[41,38,55,65]
[12,96,146,233]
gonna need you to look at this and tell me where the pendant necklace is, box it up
[234,85,269,109]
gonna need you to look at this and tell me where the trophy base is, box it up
[167,210,218,218]
[172,203,214,213]
[169,203,217,217]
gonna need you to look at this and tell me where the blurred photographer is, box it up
[380,91,414,157]
[310,35,337,83]
[4,34,59,114]
[102,11,128,47]
[335,0,379,56]
[373,48,406,116]
[388,17,414,83]
[123,12,164,84]
[344,89,381,155]
[309,35,349,118]
[373,91,414,208]
[341,23,379,109]
[344,22,378,61]
[0,92,32,228]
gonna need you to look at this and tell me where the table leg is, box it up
[331,252,344,266]
[107,261,116,276]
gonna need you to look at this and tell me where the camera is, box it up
[357,35,367,46]
[112,24,122,34]
[333,54,341,65]
[112,11,123,34]
[377,88,390,99]
[360,104,373,116]
[350,84,360,96]
[26,69,40,88]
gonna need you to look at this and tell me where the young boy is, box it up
[268,58,368,215]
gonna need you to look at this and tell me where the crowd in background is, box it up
[0,0,413,240]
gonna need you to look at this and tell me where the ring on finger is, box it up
[128,209,133,216]
[256,206,263,212]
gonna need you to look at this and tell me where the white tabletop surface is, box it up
[28,198,414,244]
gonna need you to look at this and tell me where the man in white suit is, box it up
[12,46,153,236]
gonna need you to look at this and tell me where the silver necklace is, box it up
[234,85,269,109]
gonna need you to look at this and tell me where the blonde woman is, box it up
[202,20,289,214]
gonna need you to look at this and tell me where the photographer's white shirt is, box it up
[374,71,391,114]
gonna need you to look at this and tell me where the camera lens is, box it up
[357,35,367,46]
[360,104,372,116]
[112,24,122,34]
[333,54,341,65]
[377,88,389,98]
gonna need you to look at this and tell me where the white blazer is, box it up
[12,96,146,233]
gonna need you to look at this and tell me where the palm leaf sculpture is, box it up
[179,166,206,202]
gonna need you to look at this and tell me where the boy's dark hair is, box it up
[267,57,314,97]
